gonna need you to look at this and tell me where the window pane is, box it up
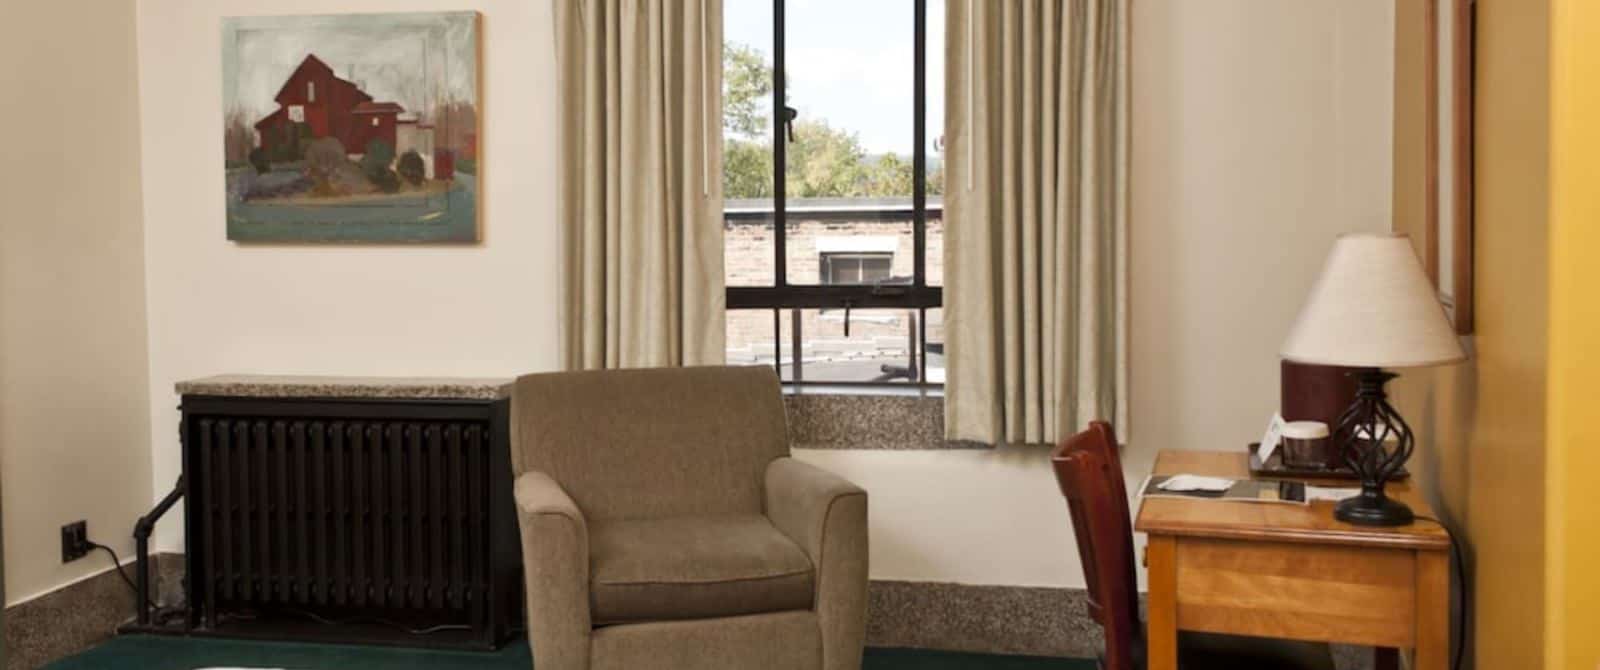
[724,0,775,287]
[927,0,946,197]
[783,308,921,384]
[819,252,895,286]
[924,307,945,384]
[725,215,775,287]
[863,256,893,282]
[778,307,795,376]
[784,0,914,285]
[926,0,945,287]
[726,308,777,367]
[789,218,913,286]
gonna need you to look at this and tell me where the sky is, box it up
[223,12,477,121]
[725,0,946,156]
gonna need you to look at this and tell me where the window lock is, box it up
[783,106,798,142]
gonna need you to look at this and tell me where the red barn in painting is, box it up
[254,55,403,156]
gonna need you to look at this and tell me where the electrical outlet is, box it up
[61,520,89,563]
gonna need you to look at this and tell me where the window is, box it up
[307,81,315,102]
[723,0,945,387]
[287,105,305,123]
[820,252,893,286]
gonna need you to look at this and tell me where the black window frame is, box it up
[725,0,943,388]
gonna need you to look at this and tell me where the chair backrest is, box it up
[512,365,790,522]
[1050,421,1141,670]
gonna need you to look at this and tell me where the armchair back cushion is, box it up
[513,366,790,522]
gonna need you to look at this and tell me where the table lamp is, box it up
[1280,233,1466,526]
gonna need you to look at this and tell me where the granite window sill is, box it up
[783,383,942,398]
[783,392,987,450]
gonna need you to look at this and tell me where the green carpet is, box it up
[47,636,1094,669]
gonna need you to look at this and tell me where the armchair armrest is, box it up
[765,458,866,562]
[765,457,868,670]
[515,471,591,670]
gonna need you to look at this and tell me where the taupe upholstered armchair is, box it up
[512,366,869,670]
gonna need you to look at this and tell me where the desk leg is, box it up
[1414,550,1450,670]
[1375,647,1401,670]
[1147,535,1178,670]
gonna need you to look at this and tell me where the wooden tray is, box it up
[1246,442,1410,481]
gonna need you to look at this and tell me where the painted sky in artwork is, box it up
[222,12,477,122]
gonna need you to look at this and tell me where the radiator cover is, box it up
[179,395,520,650]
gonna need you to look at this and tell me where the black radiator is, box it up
[179,395,519,650]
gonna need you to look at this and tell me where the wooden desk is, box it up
[1135,450,1451,670]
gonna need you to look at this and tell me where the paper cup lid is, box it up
[1282,421,1330,439]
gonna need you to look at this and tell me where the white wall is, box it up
[1127,0,1394,481]
[135,0,561,552]
[1,0,153,604]
[134,0,1393,586]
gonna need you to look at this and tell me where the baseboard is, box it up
[5,565,1376,669]
[866,580,1374,670]
[3,553,182,670]
[6,571,1099,664]
[865,580,1102,658]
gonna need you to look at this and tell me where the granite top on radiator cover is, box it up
[176,376,976,449]
[175,374,515,400]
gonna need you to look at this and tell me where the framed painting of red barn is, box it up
[222,12,480,242]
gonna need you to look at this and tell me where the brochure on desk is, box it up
[1138,475,1309,505]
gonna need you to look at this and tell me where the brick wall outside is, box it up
[724,214,944,383]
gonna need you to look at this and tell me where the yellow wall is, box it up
[1468,3,1552,667]
[0,0,154,605]
[1546,0,1600,666]
[1412,1,1600,665]
[1392,0,1552,667]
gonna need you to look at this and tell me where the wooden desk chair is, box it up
[1050,422,1336,670]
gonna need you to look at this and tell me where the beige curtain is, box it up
[944,0,1129,446]
[556,0,726,370]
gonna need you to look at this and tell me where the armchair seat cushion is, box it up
[590,514,816,624]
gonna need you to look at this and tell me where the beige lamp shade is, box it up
[1281,233,1467,368]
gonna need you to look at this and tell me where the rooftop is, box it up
[725,196,945,215]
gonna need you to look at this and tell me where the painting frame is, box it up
[1425,0,1475,334]
[221,11,482,243]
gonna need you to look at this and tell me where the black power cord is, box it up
[1415,516,1467,670]
[278,607,472,636]
[89,532,464,638]
[219,606,471,637]
[86,541,158,612]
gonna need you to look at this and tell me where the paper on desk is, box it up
[1304,485,1360,502]
[1258,412,1286,462]
[1156,474,1236,492]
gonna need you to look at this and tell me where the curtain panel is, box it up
[556,0,726,370]
[944,0,1130,445]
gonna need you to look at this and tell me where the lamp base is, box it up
[1330,369,1417,527]
[1334,491,1414,526]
